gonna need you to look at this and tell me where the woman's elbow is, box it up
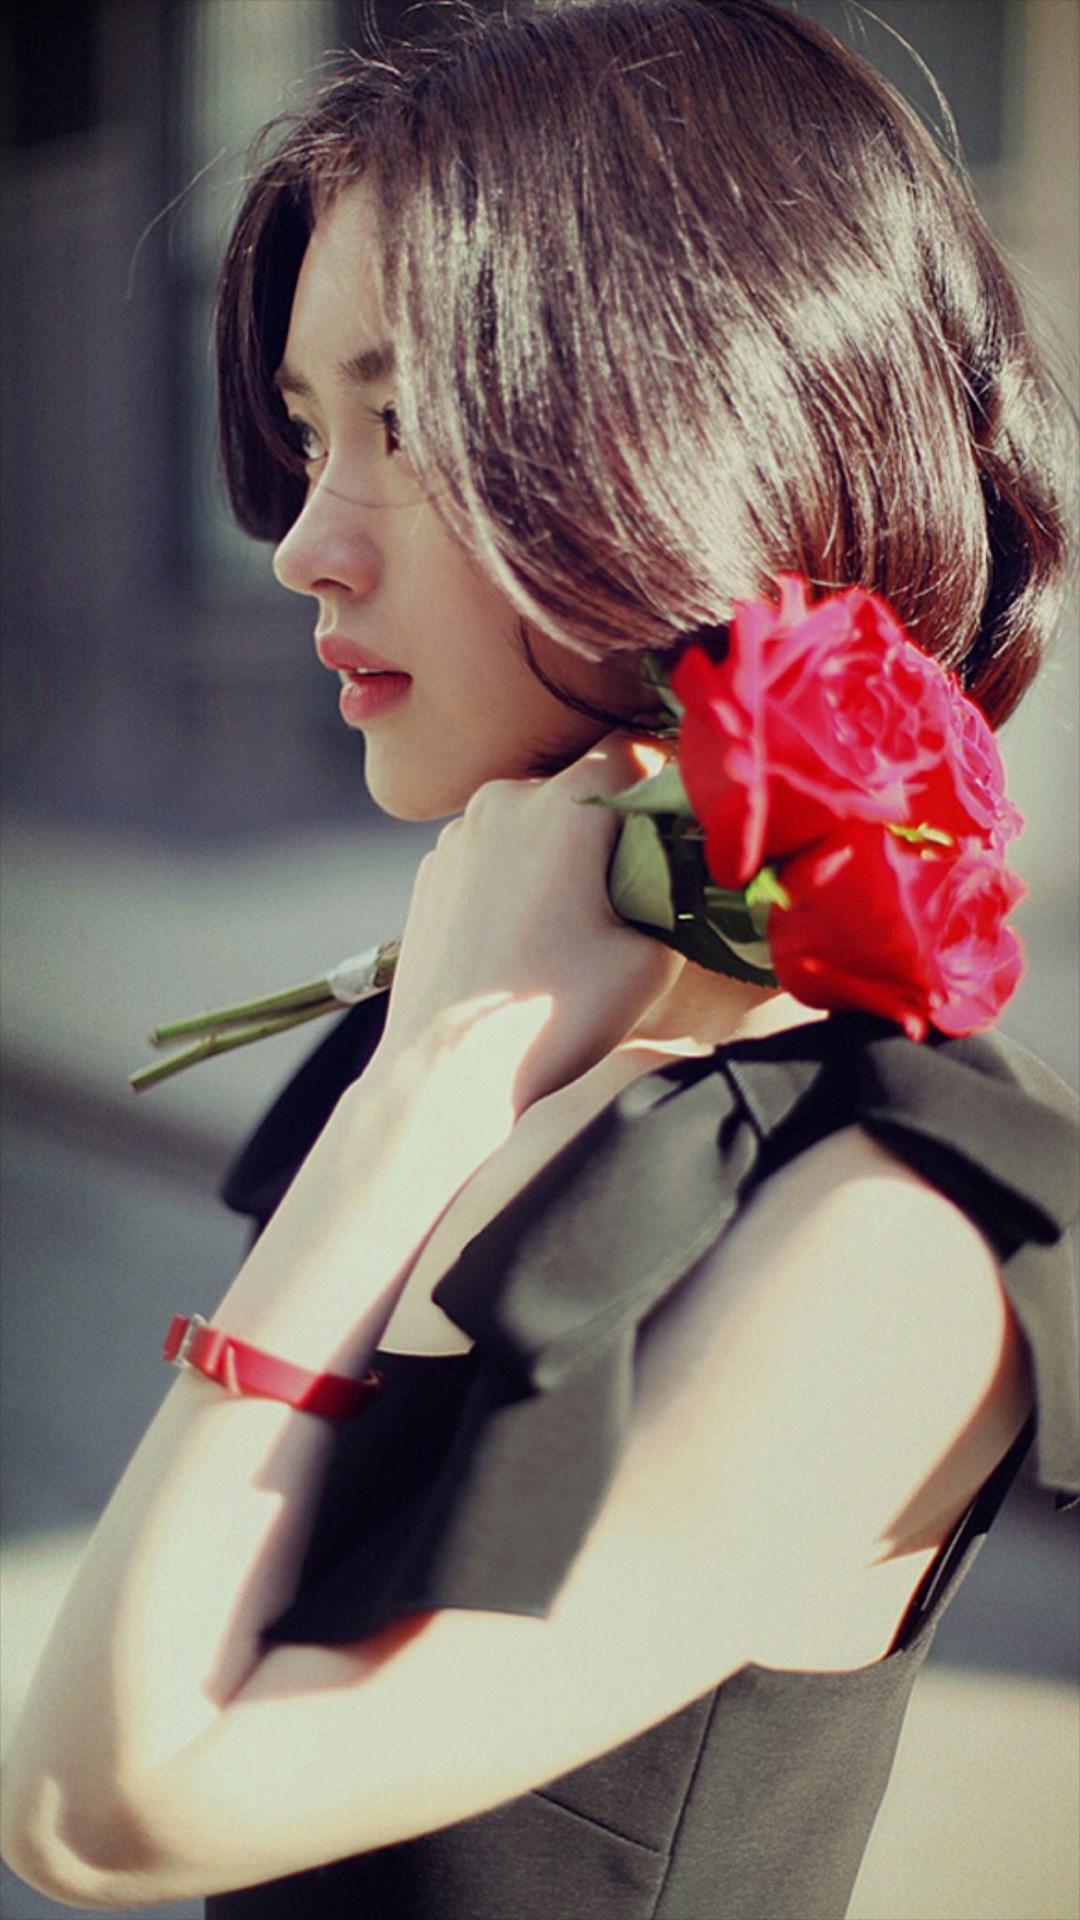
[1,1759,170,1909]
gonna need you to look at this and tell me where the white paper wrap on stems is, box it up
[129,939,402,1091]
[325,940,401,1003]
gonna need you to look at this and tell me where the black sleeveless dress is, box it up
[208,1003,1079,1920]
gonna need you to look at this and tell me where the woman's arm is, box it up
[0,746,1028,1908]
[1,1121,1028,1908]
[0,1026,521,1895]
[0,739,681,1901]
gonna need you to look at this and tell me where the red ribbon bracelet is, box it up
[163,1313,383,1419]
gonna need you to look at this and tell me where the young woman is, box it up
[3,2,1077,1915]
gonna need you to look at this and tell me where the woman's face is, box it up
[272,183,632,819]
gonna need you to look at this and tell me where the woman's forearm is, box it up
[1,1015,525,1892]
[4,748,675,1898]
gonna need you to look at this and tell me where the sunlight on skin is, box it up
[3,1526,1075,1919]
[0,1527,93,1762]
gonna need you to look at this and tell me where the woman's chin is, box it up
[362,749,473,823]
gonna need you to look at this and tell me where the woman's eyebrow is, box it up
[342,343,396,385]
[274,343,396,398]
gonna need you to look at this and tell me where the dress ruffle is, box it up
[224,1004,1079,1646]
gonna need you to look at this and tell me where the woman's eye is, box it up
[287,418,325,464]
[379,405,402,457]
[282,407,400,466]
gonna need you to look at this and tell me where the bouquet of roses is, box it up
[131,576,1025,1091]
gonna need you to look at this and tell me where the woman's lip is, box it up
[315,632,407,677]
[337,670,413,727]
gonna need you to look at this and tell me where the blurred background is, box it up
[1,2,1077,1916]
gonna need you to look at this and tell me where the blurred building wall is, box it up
[1,0,363,836]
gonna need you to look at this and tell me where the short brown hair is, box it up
[216,0,1071,726]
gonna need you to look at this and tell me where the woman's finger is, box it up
[553,731,671,803]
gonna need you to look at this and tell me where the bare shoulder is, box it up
[675,1120,1015,1361]
[631,1122,1032,1603]
[646,1120,1021,1374]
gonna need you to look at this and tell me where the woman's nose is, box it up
[273,485,382,601]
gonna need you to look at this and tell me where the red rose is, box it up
[768,823,1026,1040]
[671,576,952,889]
[766,825,938,1040]
[924,848,1026,1035]
[913,679,1024,854]
[616,575,1028,1038]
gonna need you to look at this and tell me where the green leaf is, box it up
[608,814,675,930]
[597,760,694,819]
[665,821,778,985]
[642,653,685,721]
[606,803,778,987]
[706,922,774,973]
[888,821,954,849]
[649,911,777,984]
[745,864,790,917]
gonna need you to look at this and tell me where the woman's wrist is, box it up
[366,992,557,1125]
[203,1005,527,1374]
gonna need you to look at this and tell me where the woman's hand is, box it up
[377,734,683,1113]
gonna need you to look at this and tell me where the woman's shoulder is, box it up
[430,1011,1077,1357]
[588,1111,1031,1670]
[666,1117,1032,1523]
[225,1003,1078,1536]
[259,1009,1075,1663]
[717,1012,1079,1225]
